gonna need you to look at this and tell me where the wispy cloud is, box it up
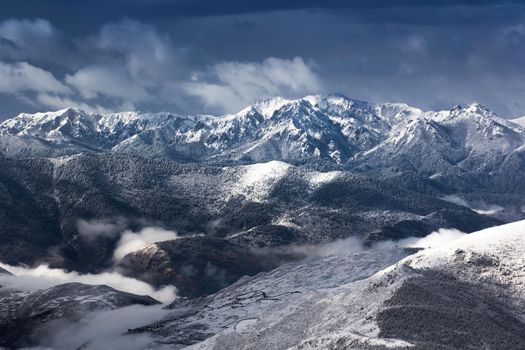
[77,217,129,240]
[0,263,177,303]
[113,227,179,261]
[183,57,321,112]
[293,227,467,258]
[0,61,70,95]
[442,195,504,215]
[45,305,169,350]
[0,17,322,116]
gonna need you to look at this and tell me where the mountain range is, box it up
[1,94,524,171]
[1,94,525,349]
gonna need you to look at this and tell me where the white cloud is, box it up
[46,305,170,350]
[0,18,56,45]
[113,227,179,261]
[94,19,179,82]
[442,194,470,207]
[0,18,322,115]
[299,228,467,258]
[442,195,504,215]
[62,19,185,109]
[374,228,466,250]
[65,64,150,101]
[0,61,70,94]
[0,18,78,69]
[77,217,128,240]
[182,82,241,112]
[305,236,365,257]
[0,263,177,303]
[183,56,322,112]
[36,93,113,114]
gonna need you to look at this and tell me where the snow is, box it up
[150,247,414,348]
[168,220,525,349]
[48,154,77,166]
[290,332,414,349]
[253,96,292,118]
[308,170,341,187]
[407,219,525,269]
[1,94,524,173]
[231,161,291,202]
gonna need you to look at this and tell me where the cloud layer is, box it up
[46,305,170,350]
[442,195,504,215]
[0,18,321,116]
[0,61,70,95]
[113,227,179,261]
[302,228,467,258]
[1,2,525,117]
[0,263,177,303]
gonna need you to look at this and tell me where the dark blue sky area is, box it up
[1,0,524,118]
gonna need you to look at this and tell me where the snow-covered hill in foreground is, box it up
[140,220,525,349]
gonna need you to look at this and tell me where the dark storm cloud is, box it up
[0,1,524,118]
[2,1,521,19]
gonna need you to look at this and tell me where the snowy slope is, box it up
[134,247,416,348]
[141,220,525,349]
[360,103,525,175]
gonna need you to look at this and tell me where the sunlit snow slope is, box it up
[142,220,525,349]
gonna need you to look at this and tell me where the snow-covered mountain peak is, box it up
[1,94,524,171]
[304,93,370,111]
[5,107,92,129]
[251,96,293,118]
[407,219,525,271]
[0,107,101,141]
[248,94,373,121]
[374,102,424,124]
[231,160,292,202]
[437,102,502,126]
[464,102,494,115]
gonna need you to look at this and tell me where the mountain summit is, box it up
[1,95,524,173]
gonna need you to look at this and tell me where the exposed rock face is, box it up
[118,236,305,298]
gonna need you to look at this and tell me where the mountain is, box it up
[1,94,523,297]
[0,95,388,163]
[360,103,524,173]
[0,152,499,297]
[138,220,525,349]
[0,281,159,349]
[1,96,525,348]
[2,95,525,203]
[2,95,524,170]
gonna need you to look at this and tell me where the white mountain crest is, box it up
[1,94,524,172]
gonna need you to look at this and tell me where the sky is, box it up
[1,0,525,119]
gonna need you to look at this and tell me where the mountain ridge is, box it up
[2,95,523,169]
